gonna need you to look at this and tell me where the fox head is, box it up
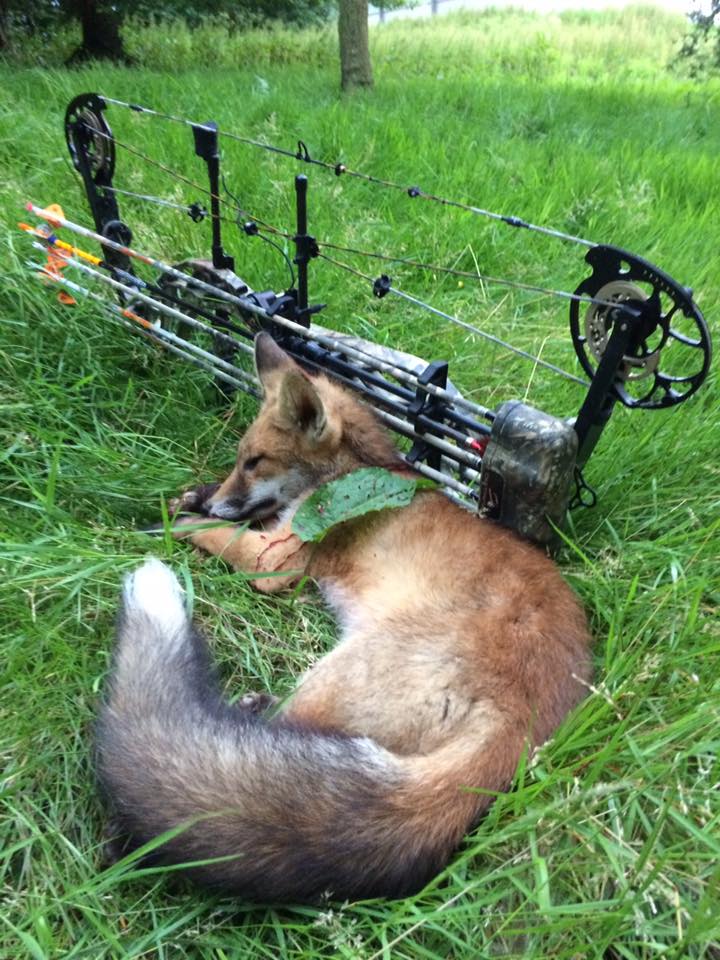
[202,333,400,522]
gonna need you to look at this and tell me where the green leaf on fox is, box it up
[292,467,434,543]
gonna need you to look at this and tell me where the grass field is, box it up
[1,7,719,958]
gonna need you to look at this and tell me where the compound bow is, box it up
[22,92,712,547]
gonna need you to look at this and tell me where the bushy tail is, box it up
[97,561,510,901]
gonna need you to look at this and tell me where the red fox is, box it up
[97,332,592,901]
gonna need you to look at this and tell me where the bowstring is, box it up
[88,122,624,314]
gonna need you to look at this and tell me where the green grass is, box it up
[1,7,719,958]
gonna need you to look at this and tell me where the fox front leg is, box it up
[170,516,311,593]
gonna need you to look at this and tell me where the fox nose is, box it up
[206,497,246,520]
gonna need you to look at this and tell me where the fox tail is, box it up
[96,560,516,901]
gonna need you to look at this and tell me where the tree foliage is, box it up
[677,0,720,75]
[0,0,335,58]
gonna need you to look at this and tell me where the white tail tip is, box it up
[123,559,187,636]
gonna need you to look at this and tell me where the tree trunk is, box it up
[338,0,373,91]
[0,0,8,50]
[66,0,129,65]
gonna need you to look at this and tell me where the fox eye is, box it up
[243,454,264,471]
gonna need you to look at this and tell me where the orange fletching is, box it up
[43,203,66,230]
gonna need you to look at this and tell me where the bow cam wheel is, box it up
[65,94,115,183]
[570,246,711,410]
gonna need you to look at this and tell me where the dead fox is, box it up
[97,332,592,902]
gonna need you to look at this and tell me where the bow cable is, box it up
[86,125,630,316]
[104,186,201,216]
[318,252,590,387]
[98,93,595,247]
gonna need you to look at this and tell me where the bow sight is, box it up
[24,92,712,547]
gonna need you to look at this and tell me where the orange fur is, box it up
[98,333,591,901]
[174,334,591,812]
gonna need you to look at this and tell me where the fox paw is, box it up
[101,818,132,867]
[237,692,279,715]
[168,481,221,517]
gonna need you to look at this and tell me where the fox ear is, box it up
[277,371,329,441]
[254,332,294,388]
